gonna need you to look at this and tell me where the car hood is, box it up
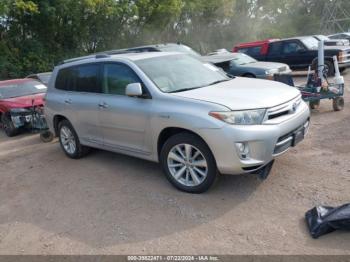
[0,93,45,109]
[240,61,289,71]
[171,77,300,110]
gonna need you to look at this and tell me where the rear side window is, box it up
[268,42,282,55]
[102,63,141,95]
[55,64,101,93]
[238,46,262,56]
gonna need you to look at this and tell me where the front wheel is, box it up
[1,114,19,137]
[160,133,217,193]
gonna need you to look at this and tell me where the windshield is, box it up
[158,45,201,57]
[136,54,229,93]
[230,53,257,66]
[301,37,319,49]
[0,81,47,99]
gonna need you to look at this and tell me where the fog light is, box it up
[235,142,250,159]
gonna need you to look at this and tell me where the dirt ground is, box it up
[0,73,349,255]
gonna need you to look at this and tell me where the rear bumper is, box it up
[198,101,310,175]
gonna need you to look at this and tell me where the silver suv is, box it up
[45,52,310,193]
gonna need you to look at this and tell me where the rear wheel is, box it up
[160,133,217,193]
[58,120,90,158]
[40,130,54,143]
[1,114,19,137]
[333,97,344,111]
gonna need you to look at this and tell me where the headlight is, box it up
[265,69,279,75]
[209,109,266,125]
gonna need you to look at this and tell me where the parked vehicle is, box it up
[45,52,310,193]
[26,72,52,86]
[101,44,292,80]
[202,51,292,80]
[233,36,350,75]
[313,35,349,46]
[328,32,350,42]
[0,79,47,137]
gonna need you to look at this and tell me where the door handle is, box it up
[64,99,72,104]
[98,102,109,109]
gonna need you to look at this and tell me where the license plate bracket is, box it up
[292,127,305,146]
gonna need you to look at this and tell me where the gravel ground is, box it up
[0,73,349,255]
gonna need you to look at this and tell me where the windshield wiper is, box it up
[169,79,231,93]
[169,87,202,93]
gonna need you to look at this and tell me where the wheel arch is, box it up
[53,114,69,136]
[157,127,215,162]
[242,72,256,78]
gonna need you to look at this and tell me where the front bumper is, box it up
[9,108,47,130]
[338,61,350,69]
[199,100,310,175]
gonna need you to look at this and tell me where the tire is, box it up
[324,60,335,77]
[1,114,19,137]
[160,132,217,193]
[58,119,90,159]
[40,130,54,143]
[311,58,334,77]
[333,97,344,111]
[309,100,320,109]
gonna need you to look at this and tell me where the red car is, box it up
[0,78,46,137]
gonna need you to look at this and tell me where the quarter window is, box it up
[55,64,101,93]
[103,63,141,95]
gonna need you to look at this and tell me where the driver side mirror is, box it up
[126,83,143,97]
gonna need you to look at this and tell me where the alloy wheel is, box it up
[60,126,76,155]
[167,143,208,187]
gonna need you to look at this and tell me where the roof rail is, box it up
[58,48,157,65]
[59,53,112,65]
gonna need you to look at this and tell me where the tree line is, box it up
[0,0,343,79]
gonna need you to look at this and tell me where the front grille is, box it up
[265,95,302,123]
[268,110,289,120]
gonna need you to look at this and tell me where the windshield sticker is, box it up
[203,63,219,71]
[35,84,46,90]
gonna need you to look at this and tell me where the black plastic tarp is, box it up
[305,203,350,238]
